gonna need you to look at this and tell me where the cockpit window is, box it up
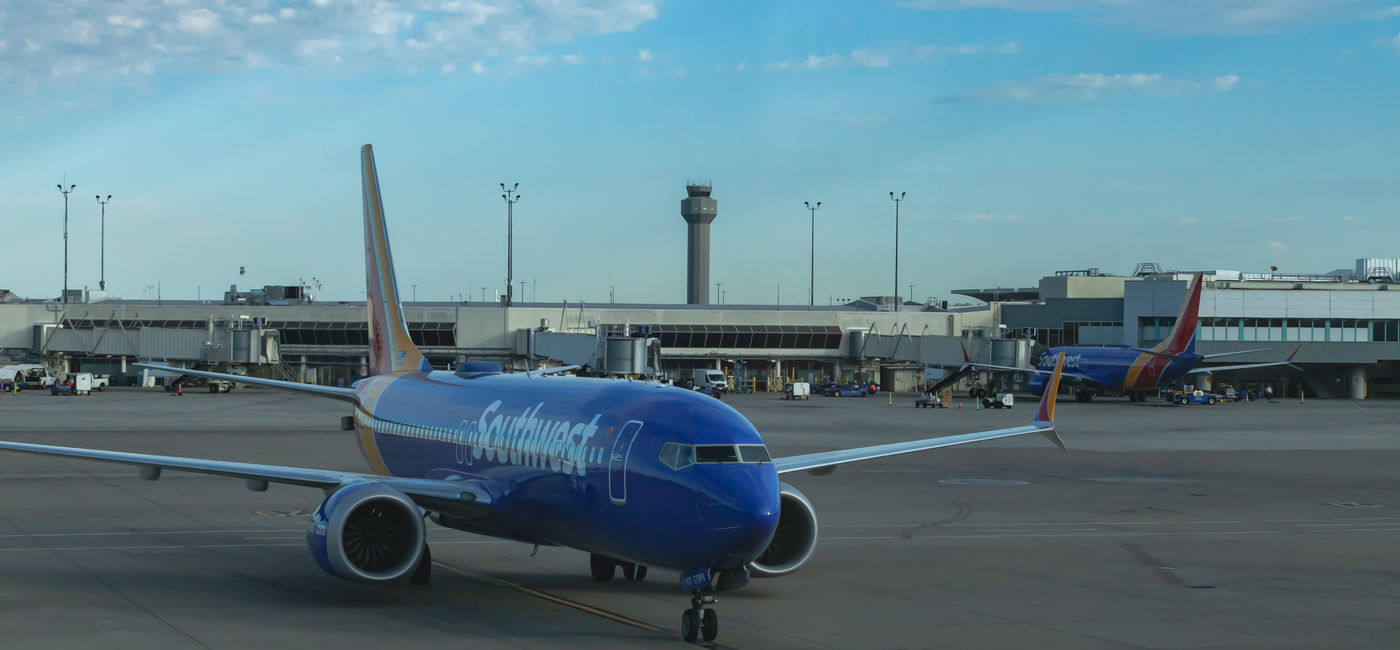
[662,443,769,469]
[737,445,771,463]
[659,442,695,470]
[695,444,740,463]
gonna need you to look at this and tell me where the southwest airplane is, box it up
[942,273,1298,403]
[0,145,1069,644]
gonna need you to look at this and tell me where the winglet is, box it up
[1033,352,1067,451]
[1285,345,1301,362]
[959,341,970,364]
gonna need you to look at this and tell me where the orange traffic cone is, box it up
[176,384,183,396]
[957,400,962,409]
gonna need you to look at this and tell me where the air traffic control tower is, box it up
[681,184,717,304]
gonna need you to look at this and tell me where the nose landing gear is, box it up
[682,590,719,642]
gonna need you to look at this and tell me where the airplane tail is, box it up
[361,144,429,376]
[1156,272,1203,356]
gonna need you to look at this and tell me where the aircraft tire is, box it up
[682,609,700,642]
[410,544,432,585]
[589,554,616,581]
[633,565,647,581]
[702,608,718,641]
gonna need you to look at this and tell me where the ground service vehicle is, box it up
[690,369,727,393]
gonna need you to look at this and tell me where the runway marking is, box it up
[1119,542,1185,586]
[0,528,305,539]
[824,517,1398,528]
[0,540,517,552]
[1297,521,1399,527]
[431,560,667,633]
[822,527,1400,541]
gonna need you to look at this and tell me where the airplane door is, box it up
[608,421,644,505]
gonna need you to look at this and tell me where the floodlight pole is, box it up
[57,182,77,303]
[501,182,520,307]
[804,201,821,307]
[890,191,905,307]
[96,194,112,291]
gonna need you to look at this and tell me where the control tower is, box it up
[681,184,717,304]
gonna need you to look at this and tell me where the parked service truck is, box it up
[1,364,58,389]
[691,369,728,393]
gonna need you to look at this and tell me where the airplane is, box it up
[0,144,1069,644]
[936,272,1300,403]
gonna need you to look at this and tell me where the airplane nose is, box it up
[713,471,780,563]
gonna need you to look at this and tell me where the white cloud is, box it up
[0,1,660,87]
[734,60,746,72]
[176,8,221,34]
[1213,74,1240,91]
[471,61,488,74]
[765,41,1011,71]
[637,48,654,62]
[964,213,1023,221]
[896,0,1365,35]
[849,48,892,67]
[1380,32,1400,52]
[1179,216,1197,224]
[1364,5,1400,19]
[562,53,588,64]
[440,62,456,75]
[1268,241,1288,251]
[945,72,1242,103]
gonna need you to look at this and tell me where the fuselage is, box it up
[1027,347,1199,395]
[350,371,781,572]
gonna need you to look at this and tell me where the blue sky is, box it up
[2,0,1398,305]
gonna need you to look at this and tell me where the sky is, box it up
[2,0,1398,306]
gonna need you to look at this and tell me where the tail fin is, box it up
[362,144,429,376]
[1033,352,1067,451]
[1157,272,1203,355]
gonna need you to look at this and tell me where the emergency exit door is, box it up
[608,421,645,504]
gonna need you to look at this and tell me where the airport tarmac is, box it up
[0,388,1397,649]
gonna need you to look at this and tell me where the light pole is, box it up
[96,194,112,291]
[804,201,820,307]
[889,191,905,307]
[501,182,520,307]
[57,182,76,303]
[715,282,723,305]
[412,284,417,302]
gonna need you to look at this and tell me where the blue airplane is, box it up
[0,145,1069,644]
[941,273,1299,403]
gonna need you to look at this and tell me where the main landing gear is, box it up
[681,590,719,643]
[410,543,432,585]
[589,554,648,582]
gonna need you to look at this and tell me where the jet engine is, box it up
[306,482,426,583]
[747,483,819,577]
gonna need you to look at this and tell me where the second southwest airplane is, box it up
[0,145,1069,644]
[940,272,1299,403]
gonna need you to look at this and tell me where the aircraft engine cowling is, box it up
[306,482,425,583]
[747,483,819,577]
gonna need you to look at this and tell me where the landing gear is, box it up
[410,543,432,585]
[682,590,719,643]
[590,553,615,581]
[1075,390,1094,403]
[590,554,647,582]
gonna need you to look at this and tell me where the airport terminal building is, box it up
[5,259,1400,398]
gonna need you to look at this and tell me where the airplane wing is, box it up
[1201,347,1272,359]
[1188,345,1301,375]
[0,440,493,518]
[775,353,1067,475]
[927,343,1094,393]
[136,363,357,402]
